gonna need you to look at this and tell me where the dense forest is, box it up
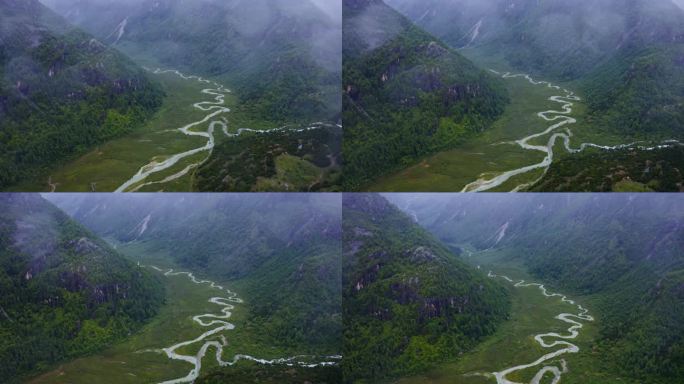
[530,145,684,192]
[0,0,163,190]
[387,0,684,139]
[0,194,164,383]
[47,194,342,357]
[42,0,341,125]
[195,125,342,192]
[198,364,342,384]
[342,0,508,190]
[342,194,510,383]
[392,194,684,383]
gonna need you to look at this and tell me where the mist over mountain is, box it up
[342,193,509,381]
[387,193,684,382]
[0,0,163,189]
[0,194,163,382]
[46,193,342,355]
[41,0,342,123]
[385,0,684,139]
[342,0,509,189]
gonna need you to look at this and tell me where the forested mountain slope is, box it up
[0,0,163,189]
[530,145,684,192]
[386,0,684,139]
[46,194,342,356]
[388,194,684,383]
[42,0,341,124]
[342,194,509,382]
[194,124,342,192]
[342,0,508,190]
[0,194,163,383]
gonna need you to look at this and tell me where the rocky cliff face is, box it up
[342,194,509,381]
[0,194,163,382]
[0,0,163,189]
[43,0,342,123]
[388,193,684,382]
[342,0,508,189]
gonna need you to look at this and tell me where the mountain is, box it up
[386,0,684,139]
[342,0,509,190]
[0,194,163,382]
[530,145,684,192]
[46,193,342,356]
[0,0,164,190]
[342,194,510,382]
[388,194,684,382]
[41,0,342,125]
[194,124,342,192]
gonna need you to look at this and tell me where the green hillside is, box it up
[47,194,342,357]
[0,194,163,382]
[195,125,342,192]
[387,0,684,138]
[342,0,508,190]
[342,194,510,383]
[42,0,341,125]
[0,0,163,190]
[392,194,684,383]
[530,145,684,192]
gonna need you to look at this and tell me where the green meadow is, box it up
[394,248,639,384]
[368,51,626,192]
[13,64,277,193]
[27,241,304,384]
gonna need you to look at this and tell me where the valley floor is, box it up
[26,242,322,384]
[12,66,276,193]
[393,248,639,384]
[367,51,642,192]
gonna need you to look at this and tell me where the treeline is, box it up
[485,199,684,383]
[198,364,341,384]
[581,43,684,139]
[0,195,164,382]
[342,1,508,190]
[237,241,342,357]
[195,125,342,192]
[342,194,510,383]
[531,145,684,192]
[0,3,164,189]
[233,52,341,125]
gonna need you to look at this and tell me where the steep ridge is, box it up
[46,194,342,359]
[386,0,684,139]
[0,194,164,382]
[388,194,684,382]
[342,0,509,190]
[42,0,341,124]
[342,194,510,382]
[0,0,164,190]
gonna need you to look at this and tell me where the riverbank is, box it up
[393,248,637,384]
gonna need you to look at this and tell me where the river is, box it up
[461,70,680,192]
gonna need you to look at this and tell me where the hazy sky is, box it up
[311,0,342,22]
[674,0,684,9]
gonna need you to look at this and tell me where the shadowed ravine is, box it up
[461,70,681,192]
[481,271,594,384]
[142,266,341,384]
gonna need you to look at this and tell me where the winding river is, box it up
[485,271,594,384]
[115,68,337,192]
[144,266,340,384]
[461,70,680,192]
